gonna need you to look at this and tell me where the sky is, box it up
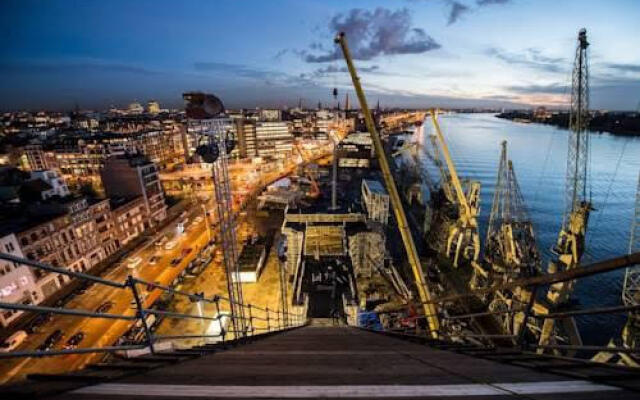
[1,0,639,111]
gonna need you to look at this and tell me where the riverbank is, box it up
[496,111,640,136]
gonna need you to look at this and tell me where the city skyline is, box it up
[1,0,639,111]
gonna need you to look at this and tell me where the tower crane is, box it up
[335,32,440,337]
[538,28,592,349]
[486,141,541,335]
[622,171,640,352]
[429,113,482,275]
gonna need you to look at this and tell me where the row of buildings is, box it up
[0,154,166,327]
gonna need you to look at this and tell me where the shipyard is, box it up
[1,1,640,399]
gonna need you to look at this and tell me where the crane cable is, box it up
[583,139,629,262]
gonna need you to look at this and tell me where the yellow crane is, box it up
[334,32,440,337]
[430,113,482,277]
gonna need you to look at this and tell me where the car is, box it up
[170,258,181,267]
[0,331,28,353]
[127,256,142,269]
[37,329,63,351]
[155,237,168,247]
[64,332,85,349]
[95,301,114,314]
[194,216,204,224]
[181,248,192,256]
[26,313,53,334]
[164,240,178,250]
[149,256,160,265]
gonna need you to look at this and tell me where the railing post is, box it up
[128,275,155,355]
[248,304,254,337]
[214,295,225,345]
[266,307,271,332]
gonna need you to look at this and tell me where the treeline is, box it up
[496,111,640,136]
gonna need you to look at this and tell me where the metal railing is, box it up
[357,251,640,368]
[0,252,306,360]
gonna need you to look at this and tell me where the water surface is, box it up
[418,113,640,344]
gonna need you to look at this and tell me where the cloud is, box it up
[604,63,640,74]
[303,8,441,63]
[477,0,511,5]
[486,47,566,73]
[446,1,471,25]
[506,83,568,95]
[273,49,289,60]
[193,62,275,80]
[0,60,159,76]
[311,64,380,77]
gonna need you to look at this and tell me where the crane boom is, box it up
[430,112,471,219]
[334,32,440,337]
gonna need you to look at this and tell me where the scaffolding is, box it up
[187,117,246,338]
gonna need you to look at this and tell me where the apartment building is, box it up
[101,154,167,227]
[0,233,43,327]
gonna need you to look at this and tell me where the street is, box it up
[0,146,332,384]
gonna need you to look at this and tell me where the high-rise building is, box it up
[233,118,258,159]
[255,121,293,159]
[101,154,167,227]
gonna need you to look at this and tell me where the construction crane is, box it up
[538,28,592,349]
[485,141,541,335]
[335,32,440,337]
[622,171,640,351]
[429,113,482,275]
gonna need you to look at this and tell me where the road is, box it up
[1,146,332,384]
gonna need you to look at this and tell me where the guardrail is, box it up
[357,251,640,368]
[0,252,306,360]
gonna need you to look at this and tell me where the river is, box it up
[417,113,640,344]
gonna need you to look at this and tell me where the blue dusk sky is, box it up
[1,0,639,111]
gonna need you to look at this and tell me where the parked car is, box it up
[170,258,181,267]
[194,216,204,224]
[149,256,160,265]
[155,236,168,247]
[182,248,192,256]
[37,329,63,351]
[64,332,85,349]
[95,301,114,314]
[164,240,178,250]
[0,331,28,353]
[127,256,142,269]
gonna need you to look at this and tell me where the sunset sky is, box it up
[2,0,639,111]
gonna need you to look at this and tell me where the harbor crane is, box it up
[335,32,440,337]
[429,113,482,276]
[538,28,592,349]
[485,141,541,335]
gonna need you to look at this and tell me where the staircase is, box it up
[5,325,638,399]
